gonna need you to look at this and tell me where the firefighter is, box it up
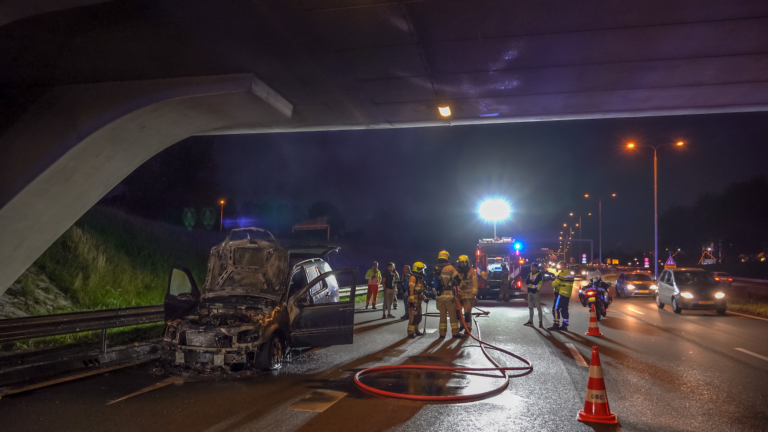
[456,255,478,334]
[496,262,511,301]
[524,262,544,328]
[434,250,462,339]
[548,261,574,331]
[407,262,428,338]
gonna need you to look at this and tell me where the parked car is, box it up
[711,272,733,287]
[655,268,726,315]
[162,228,357,371]
[615,272,657,297]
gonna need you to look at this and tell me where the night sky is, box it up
[210,111,768,257]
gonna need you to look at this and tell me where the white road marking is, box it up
[543,307,550,314]
[727,311,768,322]
[626,307,645,315]
[735,348,768,362]
[425,328,437,333]
[288,389,347,412]
[565,343,589,367]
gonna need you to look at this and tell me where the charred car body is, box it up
[162,228,357,370]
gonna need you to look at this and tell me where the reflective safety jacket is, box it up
[365,268,382,285]
[526,271,543,293]
[458,268,478,298]
[409,274,426,303]
[437,263,460,299]
[552,270,575,297]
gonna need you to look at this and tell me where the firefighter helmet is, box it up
[412,262,426,273]
[458,255,470,265]
[438,250,450,261]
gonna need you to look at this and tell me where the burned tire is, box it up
[257,334,285,370]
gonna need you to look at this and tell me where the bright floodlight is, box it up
[478,199,511,238]
[479,199,511,222]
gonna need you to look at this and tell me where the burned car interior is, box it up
[162,228,356,371]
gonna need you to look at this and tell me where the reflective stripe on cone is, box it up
[577,346,618,424]
[585,304,603,337]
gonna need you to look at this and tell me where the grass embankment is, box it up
[4,206,225,350]
[726,288,768,318]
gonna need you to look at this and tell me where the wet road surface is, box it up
[2,282,767,432]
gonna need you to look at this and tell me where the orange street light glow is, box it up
[627,143,635,148]
[569,213,573,216]
[612,193,616,197]
[676,141,684,146]
[584,194,589,198]
[438,106,451,117]
[220,200,225,204]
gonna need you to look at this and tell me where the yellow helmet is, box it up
[438,250,450,261]
[412,262,426,273]
[458,255,470,265]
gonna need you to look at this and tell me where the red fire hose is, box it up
[354,293,534,401]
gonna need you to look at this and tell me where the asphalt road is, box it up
[2,282,767,432]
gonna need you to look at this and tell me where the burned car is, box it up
[162,228,357,370]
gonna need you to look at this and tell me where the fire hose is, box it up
[354,290,534,401]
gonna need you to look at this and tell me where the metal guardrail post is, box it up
[101,328,108,353]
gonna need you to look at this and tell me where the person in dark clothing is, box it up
[381,262,399,318]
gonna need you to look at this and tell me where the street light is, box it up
[478,199,512,239]
[627,140,685,278]
[584,193,617,268]
[219,199,225,231]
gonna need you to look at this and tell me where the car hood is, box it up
[203,227,289,300]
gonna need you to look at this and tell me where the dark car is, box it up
[655,268,726,315]
[162,228,357,371]
[615,272,658,297]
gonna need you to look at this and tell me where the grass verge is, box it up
[726,288,768,318]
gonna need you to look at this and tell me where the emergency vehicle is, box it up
[475,237,524,299]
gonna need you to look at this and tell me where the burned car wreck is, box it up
[162,228,357,371]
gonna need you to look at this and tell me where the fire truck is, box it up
[475,237,525,299]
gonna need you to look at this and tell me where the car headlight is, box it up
[627,284,635,290]
[650,285,658,290]
[715,292,725,299]
[680,292,694,299]
[571,271,575,275]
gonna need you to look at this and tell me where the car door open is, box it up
[290,268,357,348]
[164,265,201,322]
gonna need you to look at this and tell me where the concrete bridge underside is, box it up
[1,0,768,294]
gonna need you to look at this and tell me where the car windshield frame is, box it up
[673,270,717,286]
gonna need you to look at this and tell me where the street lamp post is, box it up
[627,140,684,279]
[219,199,225,231]
[584,193,616,268]
[569,212,582,261]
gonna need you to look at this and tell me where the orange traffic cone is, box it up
[585,304,603,337]
[577,346,618,424]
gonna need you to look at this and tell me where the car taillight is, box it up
[728,278,733,281]
[517,281,521,287]
[586,290,595,296]
[714,277,720,280]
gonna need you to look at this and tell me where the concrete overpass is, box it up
[2,0,768,295]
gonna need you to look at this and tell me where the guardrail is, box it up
[731,277,768,285]
[0,285,362,350]
[0,306,164,352]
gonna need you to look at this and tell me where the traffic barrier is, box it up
[585,304,603,337]
[577,346,618,424]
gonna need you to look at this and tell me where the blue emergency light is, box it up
[513,241,523,251]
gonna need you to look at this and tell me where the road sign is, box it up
[644,257,650,268]
[664,255,676,269]
[582,254,587,264]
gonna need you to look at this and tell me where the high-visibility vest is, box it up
[553,270,575,297]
